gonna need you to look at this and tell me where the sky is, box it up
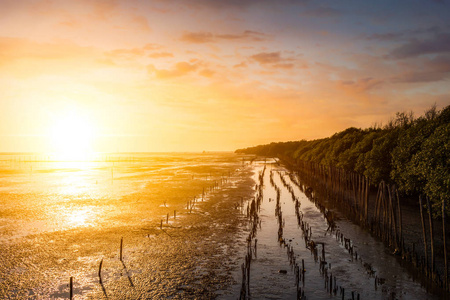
[1,0,449,153]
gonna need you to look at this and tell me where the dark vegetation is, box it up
[236,104,450,215]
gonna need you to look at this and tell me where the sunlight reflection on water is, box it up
[65,207,96,228]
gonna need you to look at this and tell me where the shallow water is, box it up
[0,152,254,299]
[239,160,439,299]
[0,154,441,299]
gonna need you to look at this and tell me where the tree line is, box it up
[236,105,450,215]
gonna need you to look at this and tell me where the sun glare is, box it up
[49,112,96,161]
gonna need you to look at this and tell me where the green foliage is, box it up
[236,105,450,213]
[363,128,399,184]
[409,123,450,214]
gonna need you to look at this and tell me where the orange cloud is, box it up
[147,61,200,78]
[272,63,294,69]
[180,31,214,43]
[148,52,174,58]
[337,77,384,95]
[233,62,247,68]
[249,52,303,70]
[180,30,269,44]
[106,48,146,58]
[0,37,102,77]
[250,52,284,64]
[131,15,152,33]
[199,69,215,77]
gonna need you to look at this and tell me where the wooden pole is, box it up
[396,189,403,255]
[443,198,448,290]
[419,196,428,276]
[365,176,369,226]
[98,259,103,283]
[120,237,123,261]
[426,196,435,276]
[70,276,73,300]
[388,185,398,250]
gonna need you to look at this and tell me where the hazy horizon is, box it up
[1,0,449,154]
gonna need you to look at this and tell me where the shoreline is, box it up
[0,154,256,299]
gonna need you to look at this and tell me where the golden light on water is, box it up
[66,207,93,227]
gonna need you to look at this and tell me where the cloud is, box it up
[0,37,95,63]
[199,69,215,77]
[147,61,200,78]
[216,30,269,42]
[0,37,114,80]
[130,15,152,33]
[173,0,301,10]
[300,6,341,18]
[180,31,214,43]
[250,52,283,64]
[391,55,450,83]
[143,43,163,50]
[272,63,294,69]
[388,33,450,59]
[249,51,306,70]
[106,48,146,58]
[234,62,247,68]
[180,30,269,43]
[363,32,405,41]
[338,77,384,93]
[391,72,447,83]
[105,44,168,60]
[148,52,174,58]
[90,0,118,20]
[361,26,443,42]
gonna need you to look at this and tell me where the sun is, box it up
[49,111,97,161]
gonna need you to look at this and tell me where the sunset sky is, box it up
[1,0,449,153]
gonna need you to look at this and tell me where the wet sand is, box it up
[0,153,256,299]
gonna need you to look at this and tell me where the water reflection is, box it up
[65,207,96,228]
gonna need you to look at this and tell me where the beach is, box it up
[0,153,254,299]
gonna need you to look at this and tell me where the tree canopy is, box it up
[236,105,450,212]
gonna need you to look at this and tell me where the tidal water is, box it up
[240,160,439,300]
[0,153,440,299]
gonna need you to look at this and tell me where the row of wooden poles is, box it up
[239,166,265,299]
[271,171,306,299]
[67,171,235,299]
[280,156,449,294]
[273,170,368,299]
[291,170,394,296]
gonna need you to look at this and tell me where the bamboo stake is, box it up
[374,183,382,236]
[70,277,73,300]
[426,196,435,276]
[395,188,403,255]
[120,237,123,261]
[388,185,398,250]
[98,259,103,283]
[365,176,369,226]
[419,196,428,276]
[443,198,448,290]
